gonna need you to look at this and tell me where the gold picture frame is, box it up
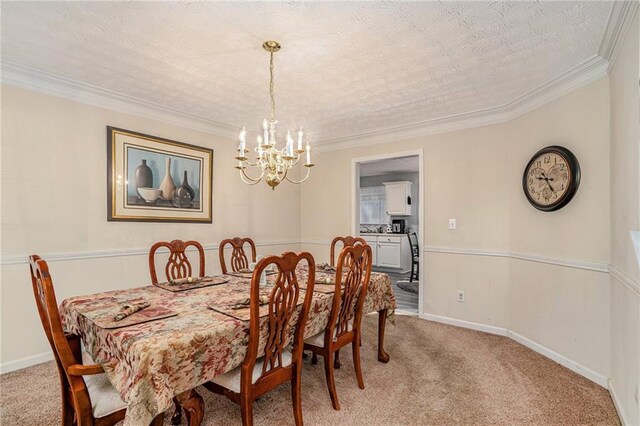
[107,126,213,223]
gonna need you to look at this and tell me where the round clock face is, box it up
[522,146,580,212]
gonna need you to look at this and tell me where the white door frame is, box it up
[351,149,425,316]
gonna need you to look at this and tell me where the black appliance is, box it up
[391,219,406,234]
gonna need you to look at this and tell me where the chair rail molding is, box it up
[609,265,640,298]
[424,245,609,273]
[0,239,300,266]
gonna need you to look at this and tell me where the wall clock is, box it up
[522,145,580,212]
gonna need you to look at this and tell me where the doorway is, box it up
[352,151,424,315]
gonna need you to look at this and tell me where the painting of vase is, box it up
[159,157,176,200]
[109,126,212,223]
[135,159,153,198]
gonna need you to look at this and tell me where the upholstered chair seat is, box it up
[305,322,353,348]
[84,372,128,418]
[211,352,293,393]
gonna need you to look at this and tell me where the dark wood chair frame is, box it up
[147,240,206,424]
[304,244,373,410]
[407,232,419,282]
[218,237,257,274]
[329,236,366,266]
[28,255,163,426]
[148,239,205,284]
[204,252,316,426]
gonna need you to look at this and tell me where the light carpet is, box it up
[0,315,619,425]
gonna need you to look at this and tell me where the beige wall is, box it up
[301,78,612,380]
[609,10,640,425]
[2,33,638,420]
[0,85,301,366]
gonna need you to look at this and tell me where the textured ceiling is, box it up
[360,156,420,177]
[1,2,613,144]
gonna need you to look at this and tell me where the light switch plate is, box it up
[449,219,457,230]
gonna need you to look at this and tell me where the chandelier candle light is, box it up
[235,40,314,189]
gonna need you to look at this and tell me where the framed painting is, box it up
[107,126,213,223]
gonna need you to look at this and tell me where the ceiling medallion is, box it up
[235,40,314,190]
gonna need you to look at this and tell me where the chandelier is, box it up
[235,40,314,189]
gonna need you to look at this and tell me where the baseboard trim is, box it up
[420,313,508,337]
[0,351,53,374]
[507,330,608,388]
[608,379,629,426]
[0,240,300,266]
[419,313,608,388]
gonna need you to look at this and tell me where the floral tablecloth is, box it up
[60,269,395,426]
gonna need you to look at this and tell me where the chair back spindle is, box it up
[148,239,205,284]
[329,236,366,266]
[245,252,315,380]
[219,237,257,274]
[329,245,373,341]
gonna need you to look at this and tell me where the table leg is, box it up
[175,389,204,426]
[377,309,390,363]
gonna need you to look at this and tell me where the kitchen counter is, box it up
[359,232,407,236]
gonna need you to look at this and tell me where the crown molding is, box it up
[599,1,639,72]
[2,3,634,153]
[0,61,238,140]
[315,2,636,153]
[315,55,609,152]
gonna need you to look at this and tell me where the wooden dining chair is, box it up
[28,255,164,426]
[219,237,257,274]
[329,236,366,266]
[204,252,316,426]
[407,232,420,282]
[304,244,373,411]
[148,239,205,284]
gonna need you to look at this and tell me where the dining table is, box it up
[60,265,397,426]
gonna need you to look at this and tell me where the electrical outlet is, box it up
[449,218,457,230]
[457,290,465,303]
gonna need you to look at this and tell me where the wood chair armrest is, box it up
[68,363,104,376]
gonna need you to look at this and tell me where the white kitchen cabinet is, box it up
[362,235,377,266]
[377,242,401,268]
[359,234,410,271]
[383,181,412,216]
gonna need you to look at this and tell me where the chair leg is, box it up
[291,366,304,426]
[410,262,415,282]
[240,393,254,426]
[323,352,340,410]
[151,413,164,426]
[61,399,74,426]
[311,353,318,365]
[334,350,341,369]
[171,398,182,425]
[352,337,365,390]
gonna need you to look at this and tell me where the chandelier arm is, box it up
[242,158,260,167]
[239,168,264,185]
[289,155,301,167]
[285,166,312,184]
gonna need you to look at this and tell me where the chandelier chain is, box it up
[269,51,275,120]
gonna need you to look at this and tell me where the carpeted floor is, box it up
[1,315,619,425]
